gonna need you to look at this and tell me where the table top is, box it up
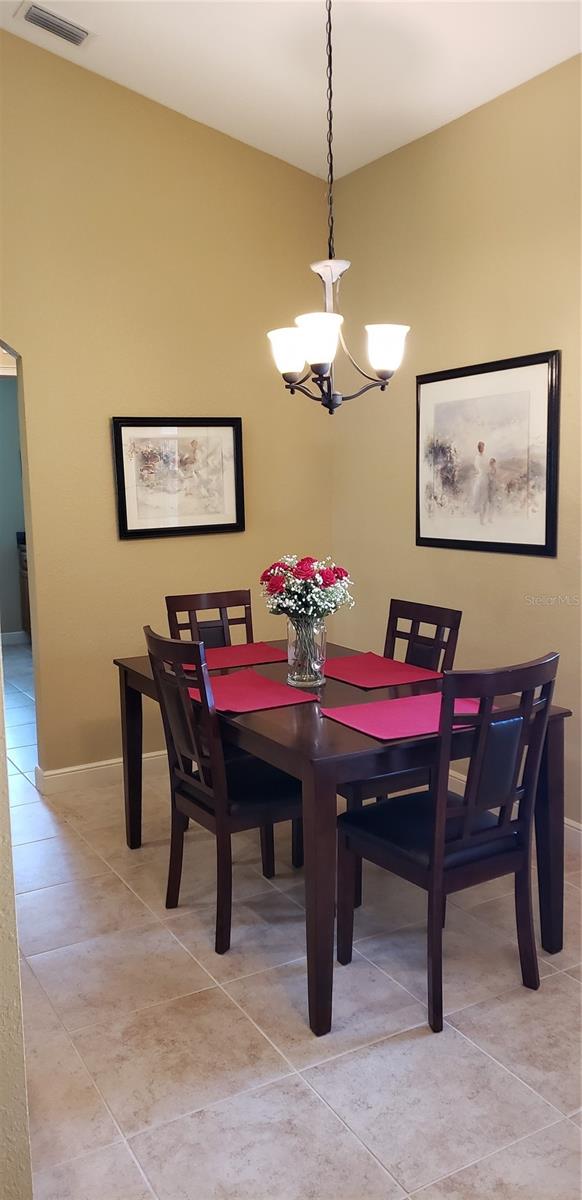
[115,641,571,779]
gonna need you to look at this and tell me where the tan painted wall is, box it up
[1,34,580,817]
[0,650,33,1199]
[331,57,581,821]
[0,32,330,769]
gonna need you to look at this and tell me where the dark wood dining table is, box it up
[114,641,571,1036]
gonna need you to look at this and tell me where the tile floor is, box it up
[3,647,581,1197]
[3,640,37,779]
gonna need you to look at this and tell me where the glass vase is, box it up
[287,617,326,688]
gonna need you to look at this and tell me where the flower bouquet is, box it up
[260,555,354,687]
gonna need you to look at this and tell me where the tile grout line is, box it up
[157,921,407,1193]
[444,1020,571,1120]
[22,931,161,1198]
[20,810,392,1183]
[19,785,582,1191]
[406,1116,568,1195]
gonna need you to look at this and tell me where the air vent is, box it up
[24,4,89,45]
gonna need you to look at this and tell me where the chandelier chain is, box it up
[325,0,335,260]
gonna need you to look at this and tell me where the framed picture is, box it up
[112,417,245,539]
[416,350,560,557]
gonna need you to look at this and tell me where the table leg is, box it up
[302,768,337,1036]
[119,668,143,849]
[535,716,564,954]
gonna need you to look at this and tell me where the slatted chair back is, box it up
[165,590,253,648]
[432,653,559,869]
[384,599,462,672]
[144,625,229,817]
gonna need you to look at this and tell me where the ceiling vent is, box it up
[23,4,89,45]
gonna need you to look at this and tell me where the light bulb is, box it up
[267,327,306,380]
[365,324,410,378]
[295,312,343,374]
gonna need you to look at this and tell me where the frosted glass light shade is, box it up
[365,324,410,375]
[295,312,343,370]
[267,327,306,375]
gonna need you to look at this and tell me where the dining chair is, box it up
[165,589,304,877]
[339,598,463,904]
[384,598,462,672]
[145,626,304,953]
[166,589,254,647]
[336,652,559,1031]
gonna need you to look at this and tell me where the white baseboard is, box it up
[35,750,167,795]
[32,760,582,830]
[1,630,30,646]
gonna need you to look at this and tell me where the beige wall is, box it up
[0,651,33,1199]
[1,35,580,819]
[331,56,581,820]
[0,376,25,632]
[0,32,330,769]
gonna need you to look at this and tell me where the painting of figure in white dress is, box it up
[416,353,559,557]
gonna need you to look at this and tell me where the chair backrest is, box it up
[144,626,229,817]
[165,590,254,648]
[384,599,462,671]
[431,653,559,869]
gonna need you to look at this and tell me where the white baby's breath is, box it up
[260,554,354,620]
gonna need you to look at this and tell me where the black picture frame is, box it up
[416,350,560,557]
[112,417,245,540]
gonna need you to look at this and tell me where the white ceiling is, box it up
[1,1,579,177]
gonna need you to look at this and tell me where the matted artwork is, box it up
[112,417,244,539]
[416,351,560,557]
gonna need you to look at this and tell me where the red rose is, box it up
[297,556,317,567]
[260,560,287,583]
[293,561,316,581]
[266,573,286,595]
[319,568,337,588]
[334,566,349,580]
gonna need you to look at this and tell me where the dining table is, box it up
[114,641,571,1036]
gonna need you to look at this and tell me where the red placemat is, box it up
[204,642,287,670]
[324,652,442,688]
[189,669,317,714]
[321,693,480,741]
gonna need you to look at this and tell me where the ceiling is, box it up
[1,1,579,177]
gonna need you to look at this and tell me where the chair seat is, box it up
[179,755,301,815]
[338,790,519,870]
[226,756,301,813]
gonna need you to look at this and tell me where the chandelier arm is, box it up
[286,382,325,402]
[341,380,388,403]
[338,326,380,383]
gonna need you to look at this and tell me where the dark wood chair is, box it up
[144,625,304,953]
[165,589,304,877]
[166,589,254,647]
[336,652,559,1031]
[339,599,463,904]
[383,598,462,672]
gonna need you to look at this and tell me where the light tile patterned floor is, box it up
[4,649,582,1197]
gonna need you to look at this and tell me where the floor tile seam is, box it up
[405,1116,568,1195]
[444,1021,572,1118]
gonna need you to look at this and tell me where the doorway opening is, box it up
[0,342,37,784]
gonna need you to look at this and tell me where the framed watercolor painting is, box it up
[416,351,560,557]
[112,417,245,539]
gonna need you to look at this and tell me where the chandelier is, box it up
[267,0,410,415]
